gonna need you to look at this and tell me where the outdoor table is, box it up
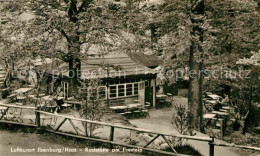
[203,113,217,127]
[127,104,143,117]
[207,94,221,100]
[7,94,18,102]
[64,100,82,111]
[42,95,53,101]
[206,100,217,105]
[67,97,74,100]
[212,111,229,116]
[222,106,232,109]
[219,109,228,112]
[109,105,128,110]
[156,94,167,108]
[127,103,142,108]
[61,103,72,106]
[16,96,26,100]
[167,93,173,96]
[109,105,128,113]
[222,106,233,113]
[28,95,36,98]
[57,97,64,100]
[156,94,167,99]
[7,94,17,98]
[61,103,72,108]
[28,95,38,102]
[203,113,216,119]
[13,88,32,94]
[38,94,45,97]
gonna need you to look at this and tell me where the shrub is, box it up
[232,119,241,131]
[165,144,202,156]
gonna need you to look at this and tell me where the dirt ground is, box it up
[129,96,259,156]
[0,130,136,156]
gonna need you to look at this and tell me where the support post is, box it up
[151,79,156,108]
[35,108,40,127]
[109,126,114,149]
[209,137,214,156]
[220,119,224,138]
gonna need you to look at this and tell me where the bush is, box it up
[232,120,241,131]
[1,89,9,99]
[165,144,202,156]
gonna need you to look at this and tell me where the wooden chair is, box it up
[145,102,151,109]
[141,109,150,118]
[124,111,132,118]
[167,93,172,96]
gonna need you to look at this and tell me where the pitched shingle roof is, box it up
[80,52,157,79]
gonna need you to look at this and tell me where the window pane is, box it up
[88,88,97,100]
[118,85,125,97]
[126,84,133,96]
[98,87,106,99]
[134,83,138,95]
[110,86,116,98]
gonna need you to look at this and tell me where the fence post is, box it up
[220,119,224,138]
[109,126,114,149]
[35,107,40,128]
[242,112,249,135]
[209,136,214,156]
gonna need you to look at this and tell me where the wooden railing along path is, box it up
[0,103,259,156]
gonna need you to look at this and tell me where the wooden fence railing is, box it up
[0,103,259,156]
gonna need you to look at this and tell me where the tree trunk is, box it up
[188,0,205,132]
[68,46,81,97]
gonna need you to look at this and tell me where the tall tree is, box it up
[145,0,259,131]
[188,0,205,131]
[1,0,124,94]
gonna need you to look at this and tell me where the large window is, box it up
[98,87,106,99]
[85,86,107,100]
[118,85,125,97]
[61,81,69,99]
[109,85,117,98]
[134,83,138,95]
[109,82,139,98]
[87,88,97,100]
[126,84,133,96]
[83,83,141,100]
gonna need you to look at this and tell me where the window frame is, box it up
[108,82,140,99]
